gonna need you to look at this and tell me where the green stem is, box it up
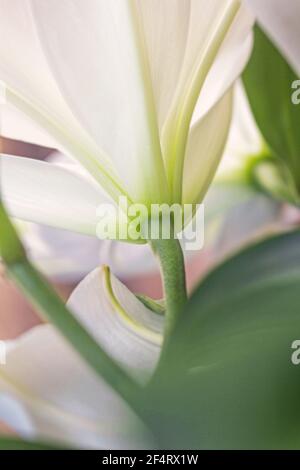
[0,203,141,413]
[150,238,187,346]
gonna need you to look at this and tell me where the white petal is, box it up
[161,1,253,199]
[0,155,113,236]
[23,223,104,283]
[15,152,157,282]
[135,0,190,131]
[1,326,152,449]
[24,225,157,283]
[204,181,282,259]
[30,0,169,205]
[0,0,69,122]
[0,0,123,202]
[183,89,233,205]
[98,242,157,279]
[245,0,300,74]
[0,0,70,119]
[217,81,263,177]
[0,268,163,448]
[1,103,57,149]
[0,393,34,438]
[67,267,163,382]
[194,3,254,121]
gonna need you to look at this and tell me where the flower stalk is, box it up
[150,237,187,348]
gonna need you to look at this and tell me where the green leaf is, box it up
[0,204,26,263]
[146,231,300,449]
[243,26,300,196]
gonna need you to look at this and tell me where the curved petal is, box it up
[0,103,57,149]
[204,181,283,260]
[13,153,155,282]
[135,0,191,132]
[29,0,169,205]
[26,226,157,283]
[67,267,163,381]
[97,242,157,278]
[216,81,263,177]
[0,155,113,237]
[23,224,104,283]
[183,89,233,205]
[137,0,253,137]
[245,0,300,75]
[0,0,71,124]
[194,3,254,122]
[161,0,254,199]
[0,268,163,448]
[0,394,34,438]
[1,326,152,449]
[0,0,124,202]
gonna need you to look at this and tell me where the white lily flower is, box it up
[0,267,163,448]
[0,0,254,240]
[0,1,255,447]
[21,84,262,281]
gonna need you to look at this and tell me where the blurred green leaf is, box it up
[243,26,300,197]
[0,204,26,263]
[147,231,300,449]
[0,436,70,450]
